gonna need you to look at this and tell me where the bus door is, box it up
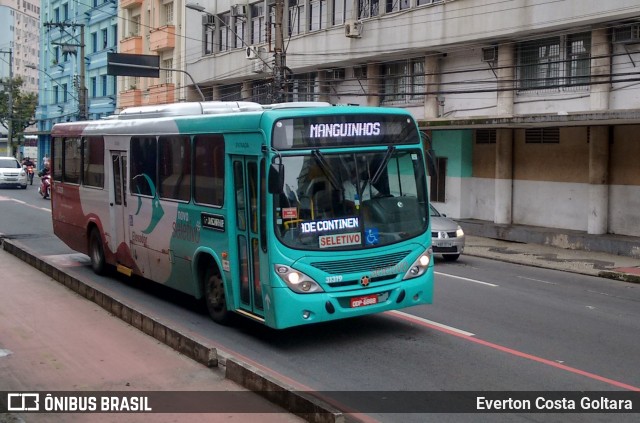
[109,151,135,269]
[232,157,264,317]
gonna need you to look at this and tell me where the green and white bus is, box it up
[50,101,434,329]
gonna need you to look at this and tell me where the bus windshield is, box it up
[275,149,428,250]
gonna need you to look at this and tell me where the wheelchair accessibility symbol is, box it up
[365,228,379,245]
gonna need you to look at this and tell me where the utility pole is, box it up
[0,48,13,157]
[43,22,88,121]
[273,0,286,103]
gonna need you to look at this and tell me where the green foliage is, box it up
[0,76,38,149]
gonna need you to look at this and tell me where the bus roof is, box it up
[50,101,416,137]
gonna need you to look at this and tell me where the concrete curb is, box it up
[464,247,640,284]
[226,359,344,423]
[1,238,343,423]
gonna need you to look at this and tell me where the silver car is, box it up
[0,157,28,189]
[430,204,465,261]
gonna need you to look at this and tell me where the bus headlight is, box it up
[274,265,324,293]
[402,247,432,280]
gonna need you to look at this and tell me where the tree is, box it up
[0,77,38,155]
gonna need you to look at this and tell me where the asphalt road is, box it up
[1,186,639,423]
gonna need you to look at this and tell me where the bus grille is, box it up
[310,251,411,275]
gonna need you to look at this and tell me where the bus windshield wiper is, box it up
[312,149,340,190]
[370,145,395,186]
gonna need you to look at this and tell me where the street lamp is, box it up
[185,3,205,13]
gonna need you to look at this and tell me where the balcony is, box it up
[149,26,175,52]
[120,0,143,9]
[147,84,175,105]
[119,36,143,54]
[120,88,143,108]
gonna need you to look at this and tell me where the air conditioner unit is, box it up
[612,23,640,44]
[345,20,362,38]
[231,4,247,17]
[253,60,266,73]
[481,46,498,63]
[202,14,215,25]
[246,46,259,60]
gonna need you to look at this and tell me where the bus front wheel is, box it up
[204,268,231,325]
[89,229,106,275]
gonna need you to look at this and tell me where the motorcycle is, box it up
[38,171,51,199]
[26,165,35,185]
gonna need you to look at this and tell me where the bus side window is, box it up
[193,135,225,206]
[130,136,157,196]
[158,135,191,201]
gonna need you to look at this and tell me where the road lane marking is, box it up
[386,310,475,336]
[0,196,50,212]
[435,271,499,287]
[387,311,640,391]
[517,276,557,285]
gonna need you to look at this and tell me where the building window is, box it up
[386,0,410,13]
[251,3,265,44]
[101,74,108,96]
[381,58,425,104]
[517,33,591,91]
[101,28,108,49]
[163,58,173,84]
[204,19,215,55]
[218,13,231,51]
[90,77,97,98]
[164,2,174,25]
[289,0,305,36]
[234,16,245,48]
[289,73,317,102]
[309,0,326,31]
[332,0,352,25]
[62,83,68,102]
[91,32,98,53]
[475,129,497,144]
[358,0,379,19]
[418,0,444,5]
[62,3,68,20]
[130,15,140,37]
[525,128,560,144]
[219,83,243,101]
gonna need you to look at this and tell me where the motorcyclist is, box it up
[23,157,35,184]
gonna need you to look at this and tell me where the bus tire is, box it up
[204,267,231,325]
[89,228,106,275]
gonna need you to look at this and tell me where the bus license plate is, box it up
[350,294,378,308]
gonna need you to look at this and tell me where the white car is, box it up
[430,204,465,261]
[0,157,28,189]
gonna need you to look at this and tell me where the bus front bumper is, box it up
[267,273,433,329]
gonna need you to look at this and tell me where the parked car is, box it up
[430,204,465,261]
[0,157,28,189]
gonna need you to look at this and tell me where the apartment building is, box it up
[184,0,640,238]
[118,0,186,108]
[0,0,40,155]
[0,0,40,94]
[34,0,118,164]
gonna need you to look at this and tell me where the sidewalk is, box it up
[0,246,307,423]
[463,235,640,283]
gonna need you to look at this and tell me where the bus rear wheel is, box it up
[204,268,231,325]
[89,229,106,275]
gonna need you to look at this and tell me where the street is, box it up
[1,186,639,422]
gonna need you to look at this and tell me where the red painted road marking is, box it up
[388,311,640,391]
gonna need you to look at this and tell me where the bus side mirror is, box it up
[268,162,285,194]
